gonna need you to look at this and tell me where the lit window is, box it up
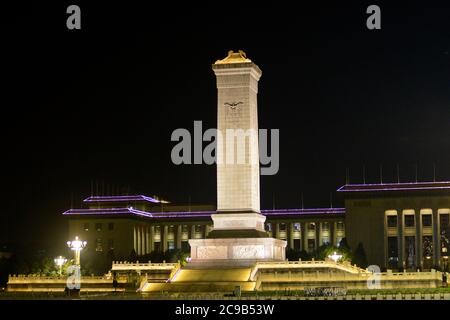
[308,223,316,231]
[440,214,449,230]
[265,223,272,232]
[293,223,301,232]
[404,215,415,228]
[422,215,432,227]
[168,241,175,250]
[84,223,89,231]
[96,238,103,252]
[387,216,397,228]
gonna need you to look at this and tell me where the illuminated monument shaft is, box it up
[214,52,261,213]
[189,51,286,265]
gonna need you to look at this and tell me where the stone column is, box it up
[137,226,142,255]
[176,225,182,249]
[433,208,440,267]
[191,225,196,239]
[314,222,319,250]
[162,225,168,252]
[150,226,155,252]
[275,223,280,239]
[437,209,443,267]
[301,222,307,252]
[415,209,422,268]
[142,226,147,255]
[133,226,137,253]
[318,222,323,247]
[146,227,150,254]
[289,223,294,250]
[143,227,146,254]
[398,209,404,269]
[383,213,388,269]
[330,221,336,246]
[142,227,146,255]
[142,226,146,255]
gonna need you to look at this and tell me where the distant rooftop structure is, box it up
[337,181,450,193]
[63,207,154,218]
[83,195,169,204]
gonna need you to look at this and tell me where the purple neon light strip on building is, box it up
[83,195,160,203]
[63,208,154,218]
[337,181,450,193]
[63,207,345,218]
[261,209,345,216]
[340,181,450,187]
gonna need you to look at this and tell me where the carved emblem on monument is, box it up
[224,101,243,110]
[232,245,264,259]
[197,246,227,259]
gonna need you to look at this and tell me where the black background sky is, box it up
[2,1,450,254]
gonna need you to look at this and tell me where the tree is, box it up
[337,238,353,262]
[315,243,351,263]
[106,249,115,268]
[338,238,351,251]
[0,258,10,286]
[352,242,368,268]
[165,249,190,265]
[286,248,299,261]
[286,248,311,261]
[129,249,137,262]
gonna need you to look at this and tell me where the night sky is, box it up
[2,1,450,254]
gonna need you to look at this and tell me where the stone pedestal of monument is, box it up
[189,213,286,266]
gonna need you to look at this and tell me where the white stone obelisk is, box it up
[214,51,261,213]
[189,51,286,266]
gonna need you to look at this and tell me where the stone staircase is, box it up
[140,267,256,293]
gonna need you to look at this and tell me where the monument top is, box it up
[214,50,252,64]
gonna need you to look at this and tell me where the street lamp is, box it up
[67,236,87,265]
[54,256,67,276]
[442,247,448,272]
[328,251,342,263]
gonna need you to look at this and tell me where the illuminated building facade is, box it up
[64,181,450,271]
[339,182,450,271]
[63,196,345,261]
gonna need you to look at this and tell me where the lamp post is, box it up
[54,256,67,276]
[442,246,448,272]
[328,251,342,263]
[67,236,87,266]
